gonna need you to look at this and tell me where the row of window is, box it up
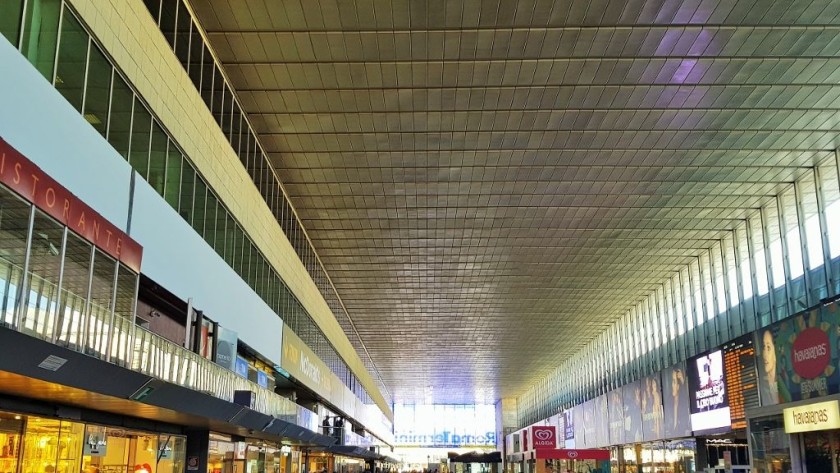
[137,0,389,404]
[517,154,840,426]
[0,1,380,408]
[0,184,138,364]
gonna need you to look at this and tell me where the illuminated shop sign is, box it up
[784,400,840,433]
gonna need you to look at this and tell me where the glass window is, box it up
[21,210,63,340]
[178,163,195,225]
[129,99,152,178]
[193,177,207,237]
[163,146,182,209]
[723,234,739,308]
[821,158,840,258]
[21,0,61,80]
[224,212,235,266]
[159,0,177,48]
[54,10,88,111]
[84,249,116,357]
[799,175,825,270]
[736,226,753,301]
[82,42,111,136]
[188,21,203,85]
[765,203,786,289]
[700,252,715,320]
[212,68,225,125]
[673,274,685,335]
[781,188,805,279]
[711,245,727,314]
[21,417,84,473]
[199,47,215,109]
[56,232,92,349]
[148,120,168,195]
[213,199,226,258]
[0,188,32,328]
[110,263,137,365]
[142,0,161,23]
[221,86,233,137]
[174,0,191,69]
[107,73,133,159]
[1,0,25,46]
[205,191,217,249]
[231,104,242,154]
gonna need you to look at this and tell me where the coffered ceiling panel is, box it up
[190,0,840,403]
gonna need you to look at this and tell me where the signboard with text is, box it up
[530,426,557,450]
[755,302,840,406]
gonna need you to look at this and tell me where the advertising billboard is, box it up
[622,379,643,443]
[662,362,692,438]
[608,386,624,445]
[688,350,731,433]
[594,395,609,447]
[640,373,664,441]
[755,303,840,406]
[582,400,596,448]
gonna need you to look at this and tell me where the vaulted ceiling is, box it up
[190,0,840,403]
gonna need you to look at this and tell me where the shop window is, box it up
[21,417,84,473]
[21,0,61,81]
[83,43,112,137]
[82,427,185,473]
[107,74,133,161]
[20,210,64,340]
[0,187,32,327]
[0,0,25,46]
[129,100,152,180]
[54,10,88,112]
[0,412,24,473]
[56,232,92,349]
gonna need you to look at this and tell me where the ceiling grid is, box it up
[190,0,840,403]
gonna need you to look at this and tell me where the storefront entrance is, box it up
[0,410,186,473]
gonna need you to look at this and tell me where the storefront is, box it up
[208,434,298,473]
[745,299,840,472]
[0,409,185,473]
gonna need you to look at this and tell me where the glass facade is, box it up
[517,150,840,425]
[0,411,187,473]
[0,0,388,412]
[137,0,389,404]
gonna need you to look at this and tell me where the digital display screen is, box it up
[688,350,731,433]
[724,336,759,429]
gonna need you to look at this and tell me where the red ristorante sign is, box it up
[0,138,142,272]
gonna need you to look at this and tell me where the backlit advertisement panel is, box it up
[688,350,731,433]
[662,362,692,438]
[755,303,840,406]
